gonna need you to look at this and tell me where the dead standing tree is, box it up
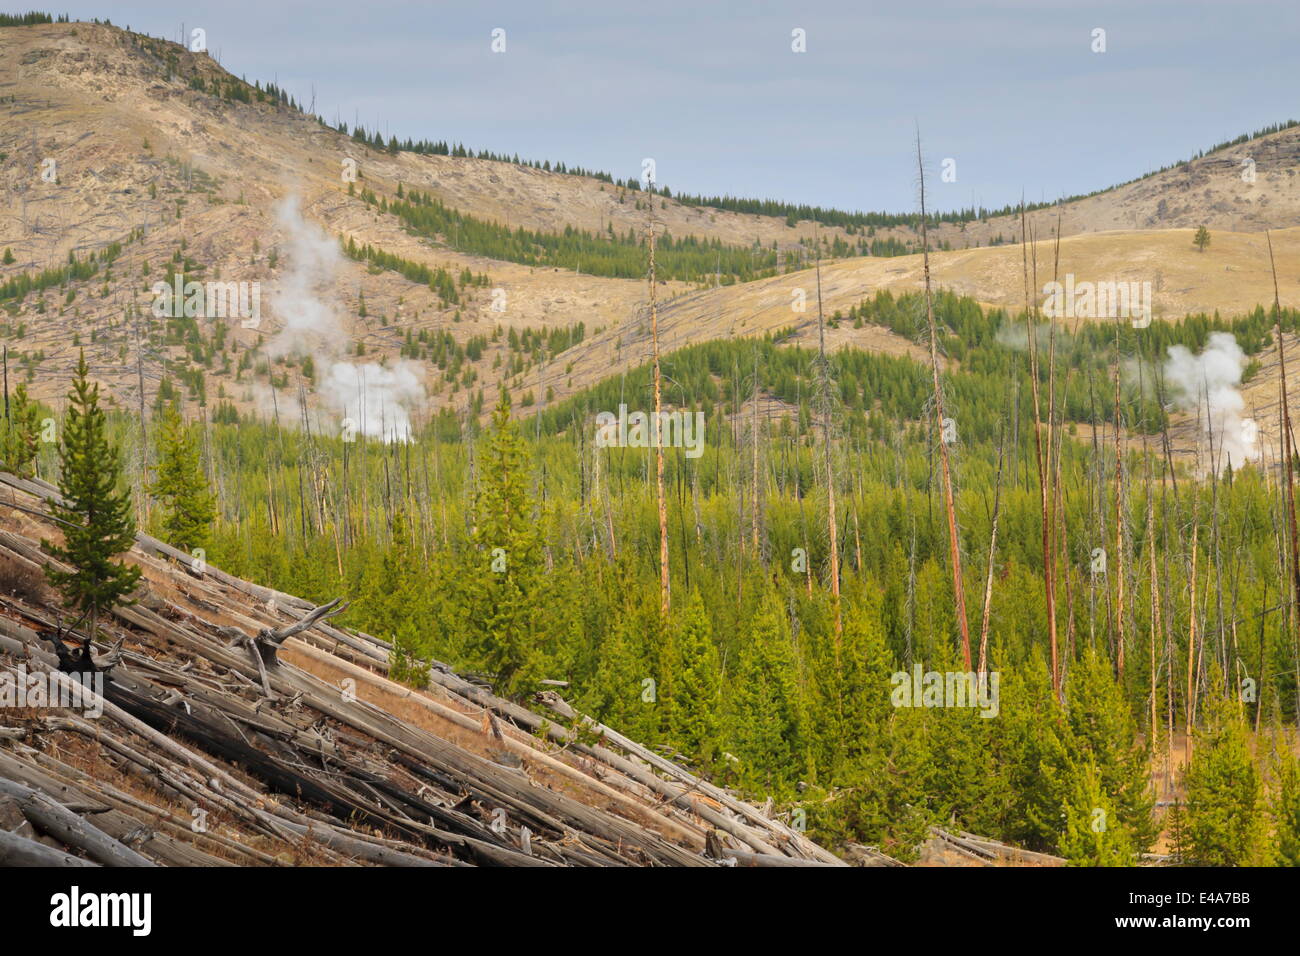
[1020,206,1060,698]
[813,230,842,637]
[750,344,764,558]
[242,596,348,697]
[1267,229,1300,719]
[917,133,972,670]
[1113,317,1128,683]
[977,420,1006,676]
[646,178,670,616]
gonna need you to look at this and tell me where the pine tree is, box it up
[998,651,1074,851]
[587,596,661,744]
[0,381,41,478]
[378,513,434,686]
[1193,225,1211,253]
[1063,646,1158,852]
[43,352,142,651]
[1180,692,1272,865]
[1272,741,1300,867]
[723,592,809,794]
[149,403,216,553]
[1059,758,1137,866]
[817,702,935,862]
[931,697,1008,833]
[664,590,721,765]
[467,388,544,694]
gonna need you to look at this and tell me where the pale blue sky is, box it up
[65,0,1299,214]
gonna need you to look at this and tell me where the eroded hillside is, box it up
[0,20,1296,433]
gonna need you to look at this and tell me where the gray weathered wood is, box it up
[0,776,157,867]
[0,827,98,867]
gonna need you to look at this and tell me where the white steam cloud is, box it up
[320,360,425,444]
[268,196,347,359]
[1163,331,1258,473]
[269,196,424,442]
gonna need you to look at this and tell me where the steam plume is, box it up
[1163,331,1258,473]
[269,196,424,442]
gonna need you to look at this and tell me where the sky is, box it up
[61,0,1300,215]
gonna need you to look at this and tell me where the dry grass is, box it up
[0,555,49,605]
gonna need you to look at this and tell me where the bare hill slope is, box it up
[1,21,1296,426]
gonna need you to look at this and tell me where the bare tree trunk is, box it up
[978,421,1006,675]
[1185,522,1199,766]
[1113,319,1127,682]
[648,187,670,616]
[1021,207,1058,695]
[133,313,150,525]
[917,132,971,669]
[814,239,842,636]
[1145,432,1161,754]
[1268,230,1300,718]
[751,346,762,556]
[1043,213,1062,692]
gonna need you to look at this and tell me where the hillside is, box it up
[1,20,1298,432]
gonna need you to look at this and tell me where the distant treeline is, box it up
[188,73,304,111]
[0,11,66,26]
[342,123,618,182]
[357,185,785,283]
[337,116,1300,231]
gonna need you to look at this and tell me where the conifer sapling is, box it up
[43,352,142,657]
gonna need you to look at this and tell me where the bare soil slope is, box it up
[1,21,1296,426]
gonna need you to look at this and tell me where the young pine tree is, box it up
[0,382,42,478]
[1271,741,1300,867]
[587,596,661,745]
[467,388,544,694]
[817,702,935,863]
[1063,646,1158,853]
[1179,692,1272,865]
[997,651,1075,852]
[1059,758,1137,866]
[664,590,721,766]
[723,591,809,795]
[43,352,142,650]
[378,514,435,687]
[149,403,216,553]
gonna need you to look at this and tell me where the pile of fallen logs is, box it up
[0,470,843,867]
[922,827,1066,867]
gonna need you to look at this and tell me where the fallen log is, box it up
[0,776,156,867]
[271,819,451,867]
[283,636,705,847]
[843,843,908,867]
[957,831,1066,866]
[719,848,842,868]
[930,827,996,864]
[0,827,98,867]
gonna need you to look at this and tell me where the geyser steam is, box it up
[1163,331,1258,473]
[269,196,424,442]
